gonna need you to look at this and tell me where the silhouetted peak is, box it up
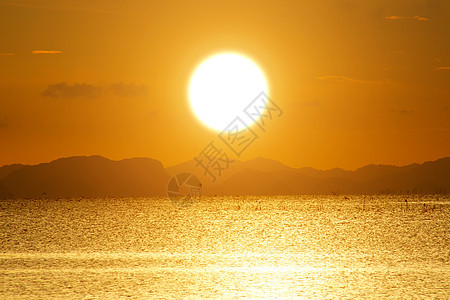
[245,157,292,170]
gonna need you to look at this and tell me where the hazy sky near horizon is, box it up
[0,0,449,169]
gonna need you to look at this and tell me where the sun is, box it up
[188,52,269,131]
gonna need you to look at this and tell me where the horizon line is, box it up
[1,154,448,172]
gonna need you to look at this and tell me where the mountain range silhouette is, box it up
[0,156,448,199]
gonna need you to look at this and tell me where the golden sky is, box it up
[0,0,449,169]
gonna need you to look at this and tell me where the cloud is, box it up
[109,82,148,97]
[42,82,101,98]
[384,16,405,20]
[31,50,62,54]
[41,81,149,98]
[316,75,386,84]
[0,53,14,56]
[391,109,413,114]
[384,16,429,21]
[435,66,450,71]
[412,16,429,21]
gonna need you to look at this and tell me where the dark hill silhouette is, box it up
[0,182,13,199]
[165,157,243,184]
[211,168,293,195]
[207,157,449,195]
[294,163,420,182]
[0,156,170,198]
[346,163,420,182]
[168,157,449,195]
[0,164,27,199]
[270,170,360,195]
[167,157,423,185]
[207,169,363,195]
[362,157,450,194]
[0,156,448,198]
[165,156,294,185]
[0,164,26,180]
[294,167,348,180]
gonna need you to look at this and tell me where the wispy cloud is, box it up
[435,66,450,71]
[316,75,386,84]
[384,16,429,21]
[109,82,148,98]
[412,16,429,21]
[0,53,15,56]
[384,16,405,20]
[32,50,62,54]
[41,81,148,98]
[42,82,101,98]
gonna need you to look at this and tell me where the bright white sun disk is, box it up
[189,53,268,131]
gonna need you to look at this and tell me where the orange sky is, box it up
[0,0,449,170]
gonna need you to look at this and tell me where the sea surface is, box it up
[1,195,449,299]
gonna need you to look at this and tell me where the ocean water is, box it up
[1,195,449,299]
